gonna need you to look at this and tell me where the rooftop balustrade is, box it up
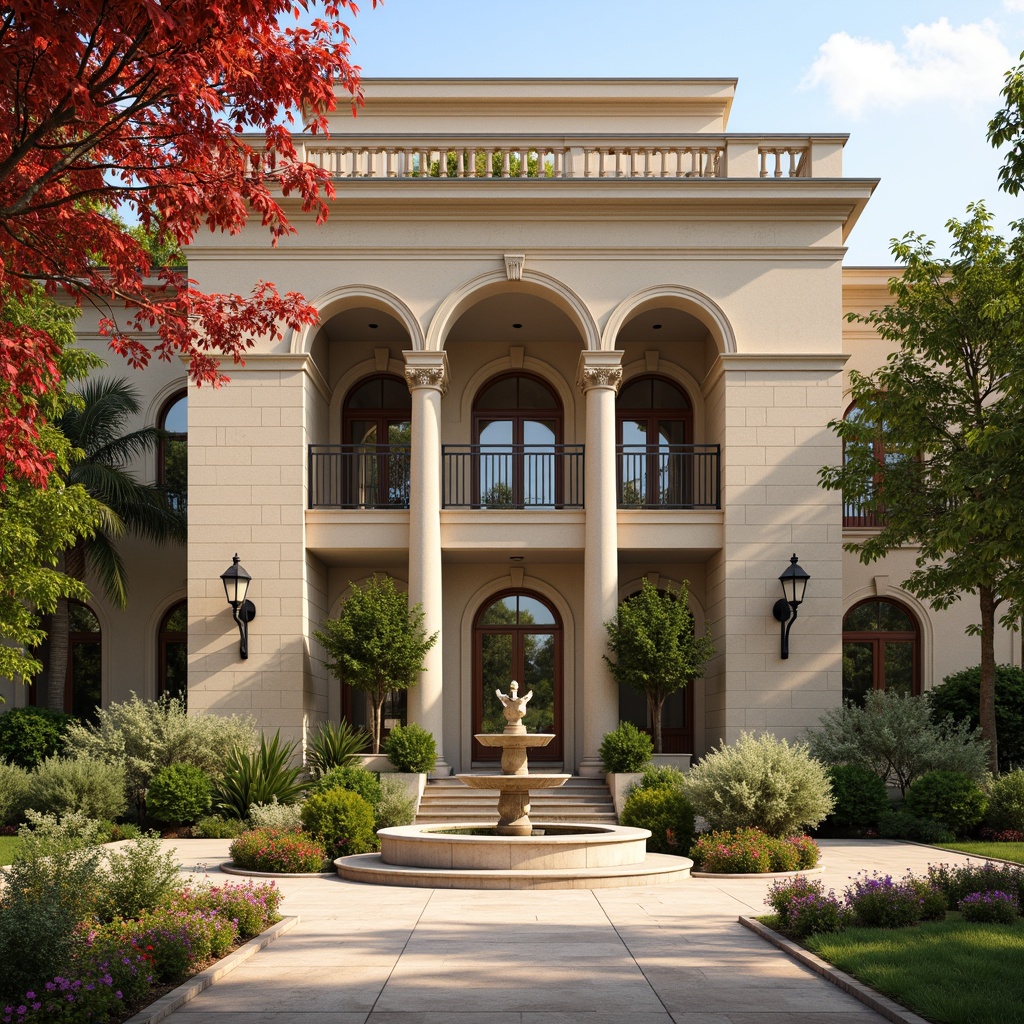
[284,134,845,181]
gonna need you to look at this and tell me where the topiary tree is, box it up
[313,577,438,755]
[685,732,835,837]
[603,578,714,753]
[927,664,1024,774]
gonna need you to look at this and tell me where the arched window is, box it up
[473,591,562,761]
[158,601,187,705]
[616,376,693,507]
[67,602,102,722]
[472,374,563,508]
[341,375,411,508]
[842,598,920,705]
[158,392,187,512]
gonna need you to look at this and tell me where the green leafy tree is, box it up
[820,205,1024,774]
[314,577,438,754]
[45,377,187,709]
[604,578,714,753]
[0,288,105,686]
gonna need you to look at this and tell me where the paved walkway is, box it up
[160,839,983,1024]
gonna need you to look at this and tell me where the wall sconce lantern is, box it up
[220,553,256,659]
[772,553,809,660]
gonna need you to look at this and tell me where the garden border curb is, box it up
[739,916,931,1024]
[220,861,336,878]
[692,865,825,879]
[121,915,300,1024]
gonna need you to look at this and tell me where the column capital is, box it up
[576,350,625,394]
[403,350,449,396]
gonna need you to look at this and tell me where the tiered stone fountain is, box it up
[335,682,692,889]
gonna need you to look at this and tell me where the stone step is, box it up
[415,775,617,826]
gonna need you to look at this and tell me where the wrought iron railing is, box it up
[308,444,411,509]
[442,444,585,509]
[616,444,720,509]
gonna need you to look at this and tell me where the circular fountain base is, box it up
[335,822,693,889]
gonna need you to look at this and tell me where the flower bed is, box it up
[1,880,282,1024]
[691,828,820,874]
[764,859,1024,941]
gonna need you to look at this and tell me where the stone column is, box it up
[577,351,624,775]
[403,350,450,775]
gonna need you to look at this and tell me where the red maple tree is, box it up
[0,0,376,488]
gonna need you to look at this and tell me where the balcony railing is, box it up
[308,443,721,512]
[287,134,835,181]
[308,444,411,509]
[442,444,585,509]
[617,444,720,509]
[843,493,883,528]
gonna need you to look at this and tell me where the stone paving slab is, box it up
[155,838,986,1024]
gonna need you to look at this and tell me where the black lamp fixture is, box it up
[771,553,810,660]
[220,553,256,659]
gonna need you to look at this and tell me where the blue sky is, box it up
[336,0,1024,265]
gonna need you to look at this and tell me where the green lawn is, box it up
[0,836,19,865]
[935,841,1024,865]
[805,916,1024,1024]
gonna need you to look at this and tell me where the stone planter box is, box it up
[651,753,691,771]
[356,753,393,773]
[605,772,644,818]
[393,771,427,813]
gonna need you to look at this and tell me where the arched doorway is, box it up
[472,373,563,508]
[842,598,921,704]
[615,584,695,754]
[473,591,563,762]
[341,374,412,508]
[36,598,101,720]
[616,375,693,507]
[158,601,187,704]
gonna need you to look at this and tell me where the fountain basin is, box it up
[456,773,570,791]
[335,822,693,889]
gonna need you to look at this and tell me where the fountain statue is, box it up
[457,680,570,835]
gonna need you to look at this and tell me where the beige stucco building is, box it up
[4,78,1017,773]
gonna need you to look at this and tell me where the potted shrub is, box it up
[599,721,652,816]
[382,722,436,807]
[604,578,714,755]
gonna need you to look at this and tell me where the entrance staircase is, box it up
[416,775,618,826]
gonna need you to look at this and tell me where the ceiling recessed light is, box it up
[512,323,523,329]
[652,324,663,330]
[368,323,379,329]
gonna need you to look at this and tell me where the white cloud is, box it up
[803,18,1011,117]
[1004,1,1024,12]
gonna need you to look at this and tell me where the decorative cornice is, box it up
[504,252,525,281]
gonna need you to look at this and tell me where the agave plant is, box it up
[306,719,371,778]
[212,732,306,820]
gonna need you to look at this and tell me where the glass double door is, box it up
[473,593,562,762]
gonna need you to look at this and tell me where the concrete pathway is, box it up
[161,839,984,1024]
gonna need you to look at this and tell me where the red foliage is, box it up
[0,0,376,486]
